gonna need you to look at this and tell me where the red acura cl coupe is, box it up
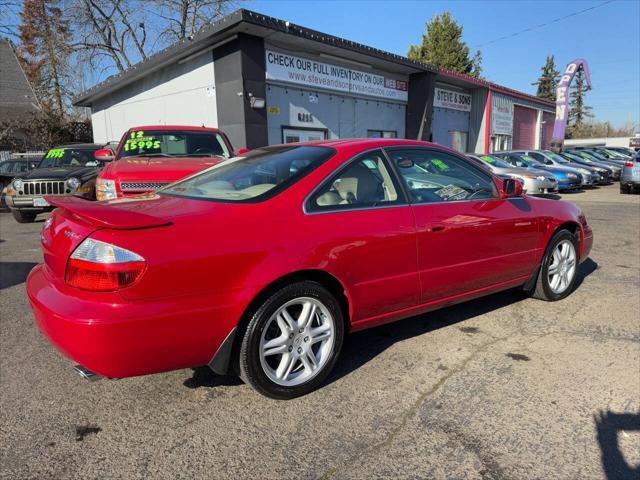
[27,139,593,399]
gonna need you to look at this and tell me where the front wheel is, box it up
[239,281,344,399]
[532,230,579,301]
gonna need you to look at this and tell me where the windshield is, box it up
[519,155,543,167]
[38,148,100,168]
[479,155,512,168]
[602,148,626,158]
[160,146,334,202]
[545,151,569,163]
[580,150,607,161]
[562,152,586,162]
[117,129,230,159]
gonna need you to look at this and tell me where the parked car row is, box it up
[2,136,636,225]
[26,138,594,398]
[466,147,635,195]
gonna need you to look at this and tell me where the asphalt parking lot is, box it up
[1,185,639,480]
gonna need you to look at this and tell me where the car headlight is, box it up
[95,178,117,201]
[13,178,23,190]
[536,176,546,181]
[567,173,577,179]
[67,177,81,190]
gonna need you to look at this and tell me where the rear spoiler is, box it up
[45,196,172,230]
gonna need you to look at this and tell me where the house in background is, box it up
[0,38,41,151]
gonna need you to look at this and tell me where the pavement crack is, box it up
[317,334,507,480]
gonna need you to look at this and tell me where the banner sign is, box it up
[265,50,408,102]
[552,58,591,149]
[492,103,513,135]
[433,88,472,112]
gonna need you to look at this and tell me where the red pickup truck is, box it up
[95,125,234,201]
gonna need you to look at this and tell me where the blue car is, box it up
[511,150,599,187]
[495,152,582,191]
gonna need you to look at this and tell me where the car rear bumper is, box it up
[27,264,238,378]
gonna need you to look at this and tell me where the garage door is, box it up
[541,111,554,150]
[431,107,470,152]
[512,106,537,149]
[265,85,405,145]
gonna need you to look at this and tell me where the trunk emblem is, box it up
[64,230,80,240]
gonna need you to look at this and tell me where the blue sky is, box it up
[246,0,640,129]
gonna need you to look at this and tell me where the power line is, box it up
[473,0,617,49]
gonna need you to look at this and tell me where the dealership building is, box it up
[74,9,555,154]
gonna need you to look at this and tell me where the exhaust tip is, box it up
[73,364,101,381]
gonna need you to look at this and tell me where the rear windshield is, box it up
[117,129,230,159]
[160,146,335,202]
[39,148,100,168]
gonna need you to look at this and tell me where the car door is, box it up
[386,147,541,304]
[305,149,420,322]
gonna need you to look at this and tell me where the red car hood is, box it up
[104,156,225,182]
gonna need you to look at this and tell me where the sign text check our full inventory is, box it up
[266,50,409,102]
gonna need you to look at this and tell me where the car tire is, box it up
[11,209,37,223]
[239,281,344,399]
[620,184,628,194]
[532,229,579,302]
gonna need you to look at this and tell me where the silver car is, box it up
[620,150,640,194]
[467,154,558,194]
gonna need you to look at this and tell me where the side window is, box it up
[387,148,497,204]
[529,152,548,164]
[308,150,400,211]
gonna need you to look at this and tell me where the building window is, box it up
[367,130,397,139]
[491,134,512,152]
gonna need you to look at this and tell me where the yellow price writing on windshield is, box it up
[46,148,65,158]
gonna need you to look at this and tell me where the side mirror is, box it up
[95,148,115,162]
[237,148,251,156]
[501,178,523,198]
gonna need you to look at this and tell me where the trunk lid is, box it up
[42,196,173,279]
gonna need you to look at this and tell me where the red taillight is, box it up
[625,161,634,167]
[66,258,145,291]
[65,237,146,291]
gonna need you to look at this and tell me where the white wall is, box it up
[90,53,217,143]
[564,137,634,148]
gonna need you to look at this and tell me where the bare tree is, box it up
[0,0,21,38]
[71,0,148,73]
[153,0,233,42]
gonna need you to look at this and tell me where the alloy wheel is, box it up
[547,239,577,294]
[259,297,335,387]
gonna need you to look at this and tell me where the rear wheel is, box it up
[532,230,579,301]
[620,184,629,194]
[239,281,344,399]
[11,209,37,223]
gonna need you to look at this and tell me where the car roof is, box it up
[123,125,221,133]
[54,143,105,149]
[271,138,445,150]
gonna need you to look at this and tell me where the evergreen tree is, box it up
[533,55,560,101]
[567,68,593,138]
[19,0,72,116]
[408,12,482,77]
